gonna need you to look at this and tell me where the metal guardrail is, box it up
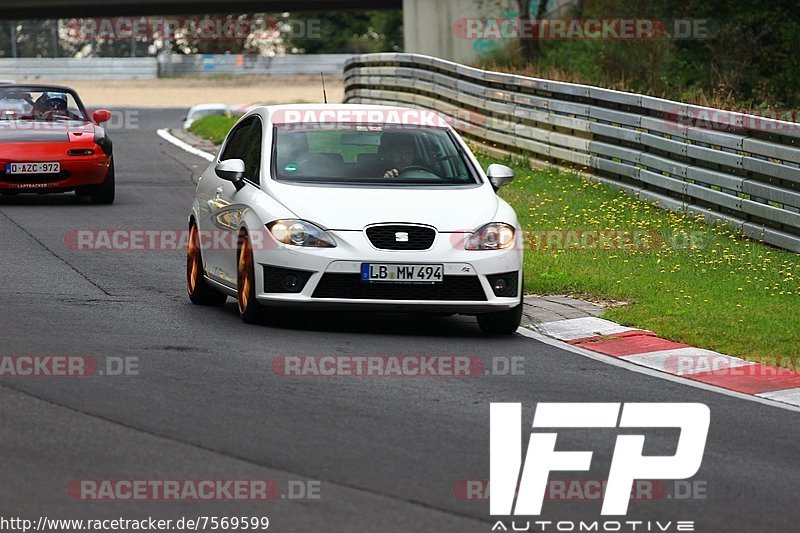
[0,57,157,80]
[0,54,349,80]
[161,54,354,77]
[343,53,800,253]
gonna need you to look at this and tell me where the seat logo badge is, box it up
[395,232,409,242]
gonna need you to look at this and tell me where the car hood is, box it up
[266,182,499,232]
[0,121,93,143]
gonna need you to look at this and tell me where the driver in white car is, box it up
[380,135,417,178]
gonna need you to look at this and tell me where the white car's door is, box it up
[203,116,263,287]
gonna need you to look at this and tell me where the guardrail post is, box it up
[9,21,17,58]
[163,21,173,77]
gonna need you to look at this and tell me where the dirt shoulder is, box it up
[47,75,344,108]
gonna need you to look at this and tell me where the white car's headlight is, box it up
[267,219,336,248]
[465,222,515,250]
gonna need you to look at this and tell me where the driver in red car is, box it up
[32,92,70,120]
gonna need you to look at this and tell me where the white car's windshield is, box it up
[272,124,479,185]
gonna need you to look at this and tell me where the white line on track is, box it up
[156,128,215,161]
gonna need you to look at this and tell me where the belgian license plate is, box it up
[6,162,60,174]
[361,263,443,283]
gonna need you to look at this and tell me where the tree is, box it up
[517,0,549,65]
[282,10,402,54]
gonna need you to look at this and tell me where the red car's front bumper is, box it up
[0,141,110,192]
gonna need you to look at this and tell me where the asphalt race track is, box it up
[0,109,798,532]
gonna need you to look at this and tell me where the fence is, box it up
[160,54,353,77]
[0,57,157,80]
[0,54,351,80]
[343,53,800,253]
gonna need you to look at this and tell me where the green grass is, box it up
[189,115,239,145]
[481,153,800,366]
[190,114,800,364]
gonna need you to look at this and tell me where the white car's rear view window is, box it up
[272,124,480,185]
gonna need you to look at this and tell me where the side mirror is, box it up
[215,159,246,191]
[181,116,188,122]
[93,109,112,124]
[487,164,514,189]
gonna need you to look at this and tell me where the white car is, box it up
[182,103,229,130]
[187,104,524,334]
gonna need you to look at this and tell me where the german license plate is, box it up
[6,162,60,174]
[361,263,443,283]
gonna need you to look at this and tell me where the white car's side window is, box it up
[240,120,262,186]
[220,117,262,186]
[220,118,253,162]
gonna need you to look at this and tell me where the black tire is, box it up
[187,223,227,306]
[88,159,115,205]
[237,231,267,324]
[477,275,524,335]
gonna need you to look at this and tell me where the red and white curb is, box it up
[520,317,800,411]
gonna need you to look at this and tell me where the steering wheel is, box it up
[395,165,437,176]
[41,109,65,121]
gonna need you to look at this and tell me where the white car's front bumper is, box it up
[252,230,522,314]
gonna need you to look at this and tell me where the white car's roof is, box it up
[262,103,406,112]
[255,103,450,128]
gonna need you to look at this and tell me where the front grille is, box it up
[312,273,487,301]
[263,265,313,293]
[0,170,70,183]
[366,224,436,250]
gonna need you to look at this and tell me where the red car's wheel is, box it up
[87,159,115,205]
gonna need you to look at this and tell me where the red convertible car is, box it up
[0,84,115,204]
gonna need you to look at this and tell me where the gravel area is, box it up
[46,75,344,108]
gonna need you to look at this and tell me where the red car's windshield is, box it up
[0,87,87,122]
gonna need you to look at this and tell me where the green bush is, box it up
[189,115,240,145]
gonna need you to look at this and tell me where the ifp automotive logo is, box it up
[490,403,709,531]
